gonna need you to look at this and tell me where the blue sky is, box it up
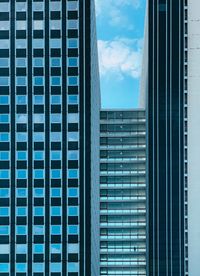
[95,0,146,108]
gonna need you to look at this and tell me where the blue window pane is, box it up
[67,1,78,10]
[33,244,44,254]
[0,244,9,254]
[16,58,26,67]
[16,39,26,48]
[68,169,78,178]
[16,114,27,123]
[51,244,61,253]
[0,245,9,255]
[51,225,61,235]
[16,77,26,86]
[51,169,61,179]
[0,207,9,216]
[51,151,61,160]
[17,170,27,179]
[0,151,9,160]
[68,39,78,48]
[0,58,9,67]
[16,226,27,235]
[16,207,26,216]
[16,151,27,160]
[16,263,27,272]
[34,77,44,86]
[68,151,78,160]
[0,133,9,142]
[50,132,61,142]
[33,132,45,142]
[0,114,9,123]
[51,95,61,104]
[33,58,43,67]
[51,188,61,197]
[0,226,9,235]
[50,263,61,273]
[0,170,9,179]
[16,95,27,104]
[51,76,61,86]
[0,77,9,86]
[50,114,61,123]
[68,95,78,104]
[51,206,61,216]
[68,58,78,67]
[33,225,44,235]
[0,96,9,104]
[68,244,79,253]
[34,207,44,216]
[68,206,78,216]
[16,244,27,254]
[68,263,79,273]
[50,39,61,48]
[0,264,9,272]
[68,132,79,142]
[16,188,27,197]
[0,188,9,198]
[34,188,44,197]
[16,133,27,142]
[33,263,44,272]
[68,76,78,86]
[34,151,44,160]
[0,40,9,48]
[68,188,78,197]
[68,20,78,29]
[51,58,61,67]
[68,113,79,123]
[33,39,44,49]
[68,225,78,234]
[34,169,44,179]
[33,114,45,123]
[34,95,44,104]
[16,207,27,216]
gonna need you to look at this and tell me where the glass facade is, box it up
[0,0,100,275]
[100,110,146,276]
[147,1,186,275]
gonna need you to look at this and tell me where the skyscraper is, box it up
[0,0,100,275]
[187,1,200,275]
[147,1,186,275]
[100,110,146,276]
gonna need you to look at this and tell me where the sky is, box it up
[95,0,146,108]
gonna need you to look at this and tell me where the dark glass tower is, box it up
[0,0,100,275]
[147,1,186,276]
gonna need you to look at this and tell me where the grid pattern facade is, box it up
[100,110,146,276]
[0,0,99,275]
[148,1,186,275]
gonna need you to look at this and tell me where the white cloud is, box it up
[109,8,134,29]
[96,0,141,15]
[98,38,142,80]
[95,0,141,27]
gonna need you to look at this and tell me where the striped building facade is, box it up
[100,110,146,276]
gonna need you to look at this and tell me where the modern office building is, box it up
[187,1,200,276]
[147,1,187,275]
[100,110,146,276]
[0,0,100,275]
